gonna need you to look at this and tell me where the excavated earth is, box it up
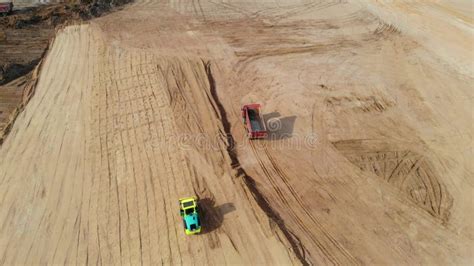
[0,0,473,265]
[0,0,132,143]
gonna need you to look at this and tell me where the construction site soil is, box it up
[0,0,131,143]
[0,0,473,265]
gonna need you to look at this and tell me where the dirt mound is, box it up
[0,1,133,29]
[0,0,133,145]
[0,27,51,85]
[0,25,297,264]
[0,0,132,84]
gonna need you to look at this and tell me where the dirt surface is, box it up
[0,0,132,143]
[1,0,473,265]
[0,0,133,85]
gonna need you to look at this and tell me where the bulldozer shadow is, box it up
[199,198,236,234]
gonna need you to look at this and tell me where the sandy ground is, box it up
[1,0,473,265]
[0,0,129,141]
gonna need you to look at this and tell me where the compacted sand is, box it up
[0,0,472,264]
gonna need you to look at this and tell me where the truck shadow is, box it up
[263,112,297,140]
[199,198,236,234]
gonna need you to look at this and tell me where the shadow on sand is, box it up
[199,198,236,234]
[263,112,297,140]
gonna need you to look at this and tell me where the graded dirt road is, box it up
[1,0,473,265]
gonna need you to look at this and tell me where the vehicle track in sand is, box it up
[211,0,472,264]
[0,24,298,265]
[333,140,453,223]
[1,0,473,264]
[249,140,359,265]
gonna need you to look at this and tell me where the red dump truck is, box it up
[241,104,267,139]
[0,1,13,15]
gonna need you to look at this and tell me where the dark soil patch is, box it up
[0,0,133,144]
[0,0,133,85]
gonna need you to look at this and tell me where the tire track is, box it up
[249,141,352,265]
[204,62,310,265]
[333,140,453,223]
[260,143,359,265]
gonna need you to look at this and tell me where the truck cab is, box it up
[0,1,13,16]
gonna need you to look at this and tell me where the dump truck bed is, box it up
[248,109,264,132]
[242,104,267,139]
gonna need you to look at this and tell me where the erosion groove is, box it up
[204,61,310,266]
